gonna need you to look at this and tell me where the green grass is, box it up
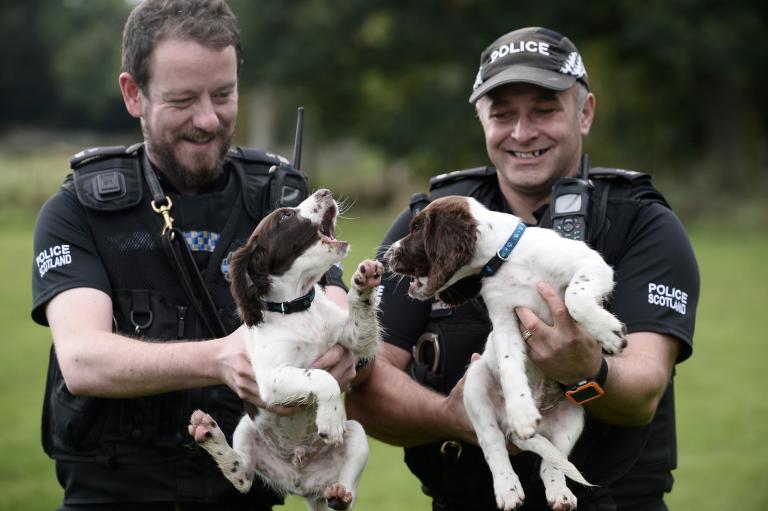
[2,150,767,510]
[665,227,768,511]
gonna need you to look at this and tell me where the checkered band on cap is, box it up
[469,27,588,103]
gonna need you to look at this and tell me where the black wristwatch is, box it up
[562,356,608,405]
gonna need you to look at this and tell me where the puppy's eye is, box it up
[279,210,294,222]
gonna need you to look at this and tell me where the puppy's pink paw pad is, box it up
[352,259,384,290]
[188,410,221,444]
[324,482,353,510]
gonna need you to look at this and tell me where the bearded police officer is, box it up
[347,27,700,511]
[31,1,355,509]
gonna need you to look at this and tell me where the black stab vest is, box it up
[41,144,305,505]
[403,166,672,510]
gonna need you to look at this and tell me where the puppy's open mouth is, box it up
[389,263,428,295]
[320,207,336,241]
[319,204,349,250]
[408,276,426,294]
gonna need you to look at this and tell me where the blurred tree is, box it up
[0,0,131,131]
[0,0,57,124]
[232,0,767,184]
[39,0,131,128]
[588,0,768,189]
[1,0,765,190]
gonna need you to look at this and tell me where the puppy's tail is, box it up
[514,434,594,487]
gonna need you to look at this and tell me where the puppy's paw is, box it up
[507,403,541,441]
[594,319,628,355]
[315,403,346,445]
[352,259,383,292]
[548,490,578,511]
[188,409,226,445]
[583,309,628,355]
[188,410,254,494]
[325,482,354,510]
[494,472,525,510]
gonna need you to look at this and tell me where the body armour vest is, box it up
[41,144,306,505]
[403,166,672,510]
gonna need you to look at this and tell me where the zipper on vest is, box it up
[177,306,187,339]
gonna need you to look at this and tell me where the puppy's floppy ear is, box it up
[422,206,477,297]
[228,238,271,327]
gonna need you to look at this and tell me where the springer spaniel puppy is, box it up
[188,189,381,511]
[385,195,627,511]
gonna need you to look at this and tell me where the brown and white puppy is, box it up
[189,189,381,511]
[386,195,627,511]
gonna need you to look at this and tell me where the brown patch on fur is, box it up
[420,197,478,296]
[388,196,479,300]
[228,207,320,326]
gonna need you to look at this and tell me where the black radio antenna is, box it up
[292,106,304,170]
[579,153,590,180]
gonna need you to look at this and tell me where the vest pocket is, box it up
[44,354,106,454]
[112,289,184,339]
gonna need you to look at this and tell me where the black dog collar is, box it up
[264,287,316,314]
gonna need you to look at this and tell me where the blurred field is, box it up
[1,150,767,510]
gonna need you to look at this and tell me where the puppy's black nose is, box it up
[316,189,331,198]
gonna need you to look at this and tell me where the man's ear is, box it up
[119,72,143,119]
[580,92,596,136]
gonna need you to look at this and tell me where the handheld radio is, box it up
[269,107,309,208]
[550,154,591,241]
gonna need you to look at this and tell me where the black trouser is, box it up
[57,503,272,511]
[428,493,669,511]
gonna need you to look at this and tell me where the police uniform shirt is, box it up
[32,161,346,327]
[374,174,700,509]
[32,164,238,326]
[377,182,698,361]
[30,154,348,508]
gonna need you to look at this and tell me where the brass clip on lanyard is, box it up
[141,152,227,338]
[151,197,175,237]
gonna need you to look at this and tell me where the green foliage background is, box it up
[2,0,767,197]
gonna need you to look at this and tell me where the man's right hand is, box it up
[217,325,295,415]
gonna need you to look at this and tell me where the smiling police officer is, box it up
[347,27,700,511]
[31,1,353,510]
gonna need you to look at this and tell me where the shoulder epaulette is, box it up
[589,167,649,182]
[69,144,143,211]
[589,166,669,209]
[70,144,142,169]
[429,166,495,190]
[228,147,291,167]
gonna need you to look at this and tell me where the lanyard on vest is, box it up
[141,153,228,338]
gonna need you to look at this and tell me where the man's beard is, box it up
[143,123,232,190]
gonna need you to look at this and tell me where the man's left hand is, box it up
[515,281,603,385]
[314,344,357,392]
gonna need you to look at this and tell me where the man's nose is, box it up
[192,96,220,132]
[510,117,537,142]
